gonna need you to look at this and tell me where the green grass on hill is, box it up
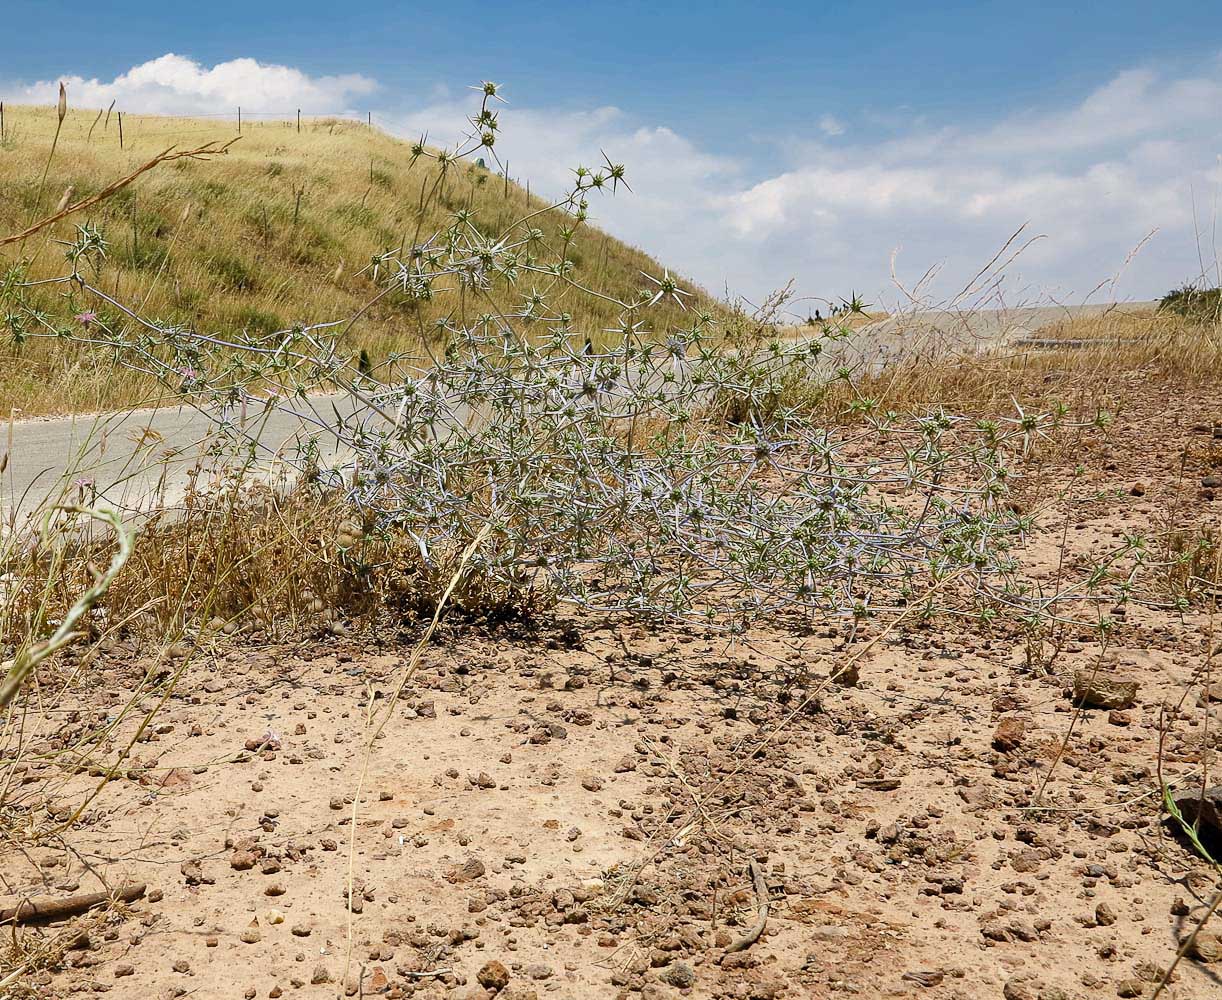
[0,106,720,416]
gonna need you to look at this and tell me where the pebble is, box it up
[1072,670,1139,709]
[477,960,510,991]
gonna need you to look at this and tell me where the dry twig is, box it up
[0,139,239,247]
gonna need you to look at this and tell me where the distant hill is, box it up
[0,106,719,415]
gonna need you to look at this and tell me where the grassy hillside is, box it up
[0,106,719,415]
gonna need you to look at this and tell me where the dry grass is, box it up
[782,304,1222,422]
[0,106,719,416]
[0,468,541,659]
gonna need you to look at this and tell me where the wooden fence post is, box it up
[238,106,241,133]
[297,109,301,133]
[118,111,124,149]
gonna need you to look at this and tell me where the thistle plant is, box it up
[1,82,1080,632]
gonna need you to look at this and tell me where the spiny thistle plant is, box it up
[0,82,1099,633]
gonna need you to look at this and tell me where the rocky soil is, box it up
[3,375,1222,999]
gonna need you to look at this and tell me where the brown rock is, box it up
[901,971,944,988]
[1171,786,1222,840]
[1183,929,1222,962]
[447,856,487,884]
[477,960,511,992]
[660,962,696,989]
[1002,975,1044,1000]
[230,850,257,871]
[992,717,1027,751]
[1198,682,1222,707]
[180,859,210,885]
[1072,670,1138,710]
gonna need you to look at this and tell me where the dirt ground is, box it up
[4,376,1222,1000]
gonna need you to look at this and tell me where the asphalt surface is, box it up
[1,303,1156,523]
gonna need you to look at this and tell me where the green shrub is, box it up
[1159,284,1221,320]
[208,251,257,292]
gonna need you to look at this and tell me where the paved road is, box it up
[0,393,359,525]
[0,303,1157,522]
[825,302,1155,370]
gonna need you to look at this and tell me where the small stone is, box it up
[1171,786,1222,840]
[1095,901,1117,926]
[1002,975,1044,1000]
[230,850,257,871]
[660,962,695,989]
[992,717,1027,751]
[1115,979,1145,998]
[477,960,511,992]
[901,971,944,988]
[311,964,332,985]
[1072,670,1138,710]
[447,856,486,884]
[1198,682,1222,707]
[1183,930,1222,962]
[115,965,135,978]
[180,860,207,885]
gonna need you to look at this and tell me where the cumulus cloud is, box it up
[382,61,1222,309]
[1,53,376,116]
[4,52,1219,307]
[386,97,742,292]
[712,61,1222,307]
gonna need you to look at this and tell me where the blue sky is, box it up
[3,1,1221,308]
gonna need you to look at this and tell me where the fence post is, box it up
[297,109,301,133]
[238,106,241,133]
[0,102,5,143]
[118,111,124,150]
[367,111,371,128]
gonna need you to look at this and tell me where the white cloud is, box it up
[382,62,1222,309]
[4,53,1219,308]
[818,114,845,137]
[385,97,744,293]
[2,53,375,116]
